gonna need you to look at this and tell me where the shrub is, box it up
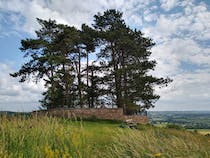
[166,123,184,130]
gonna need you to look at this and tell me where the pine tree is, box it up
[49,24,79,107]
[10,19,78,108]
[11,10,172,111]
[10,19,60,108]
[93,9,172,113]
[93,9,127,108]
[80,24,97,107]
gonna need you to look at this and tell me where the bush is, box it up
[166,124,184,130]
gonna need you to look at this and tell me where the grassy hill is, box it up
[0,115,210,158]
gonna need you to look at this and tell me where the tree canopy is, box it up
[10,9,172,113]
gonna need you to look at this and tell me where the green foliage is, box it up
[193,129,198,133]
[166,124,185,130]
[92,9,172,112]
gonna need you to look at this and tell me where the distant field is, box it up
[0,115,210,158]
[148,111,210,129]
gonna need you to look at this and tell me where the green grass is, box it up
[0,115,210,158]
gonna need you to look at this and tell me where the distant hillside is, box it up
[0,111,31,116]
[0,111,17,115]
[148,111,210,129]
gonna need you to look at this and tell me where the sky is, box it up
[0,0,210,112]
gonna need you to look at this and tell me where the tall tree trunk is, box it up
[49,60,55,108]
[78,48,82,107]
[121,50,127,112]
[90,67,94,108]
[86,51,91,108]
[62,63,65,107]
[111,43,121,108]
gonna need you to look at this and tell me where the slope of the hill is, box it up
[0,115,210,158]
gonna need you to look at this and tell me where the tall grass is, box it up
[0,115,92,158]
[0,115,210,158]
[106,127,210,158]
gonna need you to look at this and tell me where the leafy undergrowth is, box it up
[0,115,210,158]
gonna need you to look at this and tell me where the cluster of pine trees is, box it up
[11,10,172,114]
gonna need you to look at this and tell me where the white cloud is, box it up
[139,22,210,111]
[1,0,209,41]
[153,70,210,111]
[143,9,158,22]
[0,62,45,111]
[0,0,69,35]
[160,0,179,11]
[143,1,210,42]
[0,0,156,35]
[0,0,210,111]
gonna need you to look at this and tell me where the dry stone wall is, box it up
[33,108,148,124]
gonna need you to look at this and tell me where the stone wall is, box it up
[33,108,148,124]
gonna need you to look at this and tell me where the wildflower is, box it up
[154,153,162,157]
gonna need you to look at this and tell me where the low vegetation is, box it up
[0,115,210,158]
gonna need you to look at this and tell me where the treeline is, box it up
[11,9,172,113]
